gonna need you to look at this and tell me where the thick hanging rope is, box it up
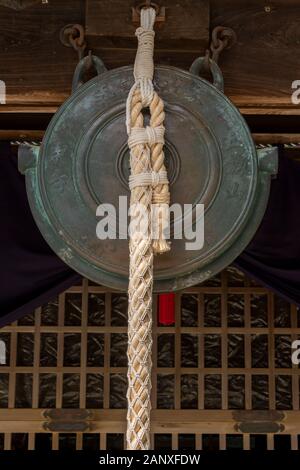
[126,7,170,450]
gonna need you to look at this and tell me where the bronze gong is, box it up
[19,57,278,292]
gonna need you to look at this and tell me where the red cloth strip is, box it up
[158,293,175,325]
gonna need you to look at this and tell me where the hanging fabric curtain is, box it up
[234,146,300,306]
[0,141,80,327]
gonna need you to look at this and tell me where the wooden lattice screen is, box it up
[0,267,300,450]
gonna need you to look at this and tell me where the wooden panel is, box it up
[0,267,300,450]
[0,1,41,9]
[211,0,300,113]
[0,0,299,115]
[0,0,83,107]
[86,0,209,49]
[1,409,300,434]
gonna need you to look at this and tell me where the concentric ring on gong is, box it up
[116,139,181,189]
[74,100,222,223]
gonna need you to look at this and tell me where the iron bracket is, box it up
[132,1,165,27]
[233,410,285,434]
[43,409,92,433]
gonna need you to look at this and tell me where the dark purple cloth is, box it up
[0,142,80,327]
[235,146,300,307]
[0,142,299,327]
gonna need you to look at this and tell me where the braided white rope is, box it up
[126,7,170,450]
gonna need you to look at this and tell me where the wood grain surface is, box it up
[0,0,299,116]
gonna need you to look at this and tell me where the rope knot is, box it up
[128,126,165,149]
[151,170,160,188]
[128,170,168,191]
[146,126,157,146]
[135,27,155,42]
